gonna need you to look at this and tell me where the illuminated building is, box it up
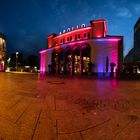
[0,33,6,72]
[40,19,123,76]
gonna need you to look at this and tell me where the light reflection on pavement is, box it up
[0,73,140,140]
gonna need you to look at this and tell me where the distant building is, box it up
[134,17,140,61]
[0,33,6,71]
[40,19,123,76]
[123,17,140,75]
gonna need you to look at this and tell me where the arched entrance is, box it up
[64,47,71,74]
[81,45,90,75]
[58,50,64,74]
[72,47,80,75]
[52,48,64,74]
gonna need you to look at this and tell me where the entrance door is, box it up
[65,48,71,74]
[83,56,90,74]
[82,46,90,74]
[58,51,64,74]
[73,48,80,74]
[52,52,58,74]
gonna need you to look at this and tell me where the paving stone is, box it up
[0,73,140,139]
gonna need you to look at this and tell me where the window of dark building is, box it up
[60,39,62,43]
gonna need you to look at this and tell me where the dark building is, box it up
[123,17,140,75]
[134,17,140,61]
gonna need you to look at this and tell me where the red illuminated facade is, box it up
[40,19,123,76]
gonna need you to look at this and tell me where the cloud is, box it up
[117,7,132,18]
[133,3,140,12]
[103,2,116,9]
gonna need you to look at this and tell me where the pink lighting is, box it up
[40,51,47,72]
[0,62,4,71]
[95,38,121,42]
[39,19,123,76]
[40,49,47,54]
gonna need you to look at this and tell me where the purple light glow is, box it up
[95,38,121,42]
[40,49,47,54]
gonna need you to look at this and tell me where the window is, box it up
[67,37,70,42]
[78,34,80,39]
[84,33,87,38]
[70,36,72,41]
[75,35,77,40]
[63,38,65,43]
[88,33,90,38]
[60,39,62,44]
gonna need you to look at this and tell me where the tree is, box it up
[27,55,39,68]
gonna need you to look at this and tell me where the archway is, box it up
[81,45,90,74]
[58,49,64,74]
[64,47,71,74]
[72,47,80,75]
[52,48,63,74]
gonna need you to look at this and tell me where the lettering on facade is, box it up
[59,24,86,35]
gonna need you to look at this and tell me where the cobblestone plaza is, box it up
[0,73,140,139]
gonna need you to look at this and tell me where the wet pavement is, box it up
[0,72,140,140]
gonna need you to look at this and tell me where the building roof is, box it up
[134,17,140,29]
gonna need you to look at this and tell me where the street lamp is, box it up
[16,52,19,71]
[7,57,11,69]
[7,58,11,67]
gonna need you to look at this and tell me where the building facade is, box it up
[40,19,123,76]
[134,17,140,61]
[0,33,6,72]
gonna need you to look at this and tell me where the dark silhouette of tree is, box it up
[27,55,39,68]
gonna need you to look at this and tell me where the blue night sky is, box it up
[0,0,139,57]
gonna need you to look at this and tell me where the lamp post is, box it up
[7,58,11,70]
[16,52,19,71]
